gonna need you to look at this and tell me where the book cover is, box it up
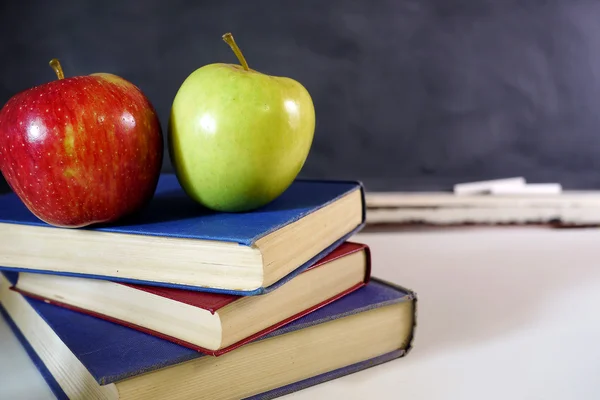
[12,241,372,356]
[0,173,366,295]
[0,274,416,399]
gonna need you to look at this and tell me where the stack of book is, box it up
[0,173,417,400]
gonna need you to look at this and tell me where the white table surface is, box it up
[2,226,600,399]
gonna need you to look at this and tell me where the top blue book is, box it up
[0,173,365,295]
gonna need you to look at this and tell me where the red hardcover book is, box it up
[12,241,371,356]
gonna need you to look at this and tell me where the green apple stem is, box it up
[49,58,65,80]
[222,33,249,71]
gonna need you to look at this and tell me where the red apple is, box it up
[0,59,163,228]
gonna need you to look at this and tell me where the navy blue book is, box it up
[0,173,365,295]
[0,272,416,400]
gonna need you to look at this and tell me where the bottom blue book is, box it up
[0,272,417,400]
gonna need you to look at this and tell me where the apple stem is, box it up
[49,58,65,80]
[222,33,249,71]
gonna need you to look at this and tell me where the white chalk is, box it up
[453,177,526,196]
[490,183,563,195]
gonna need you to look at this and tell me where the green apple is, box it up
[168,33,315,212]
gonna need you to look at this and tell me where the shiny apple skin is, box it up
[0,73,163,228]
[168,64,315,212]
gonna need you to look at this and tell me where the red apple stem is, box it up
[222,33,249,71]
[49,58,65,80]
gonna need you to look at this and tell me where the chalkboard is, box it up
[2,0,600,194]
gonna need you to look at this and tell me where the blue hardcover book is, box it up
[0,272,416,400]
[0,173,365,295]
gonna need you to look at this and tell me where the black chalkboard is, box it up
[2,0,600,193]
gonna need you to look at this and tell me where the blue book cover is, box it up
[0,273,416,400]
[0,173,365,295]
